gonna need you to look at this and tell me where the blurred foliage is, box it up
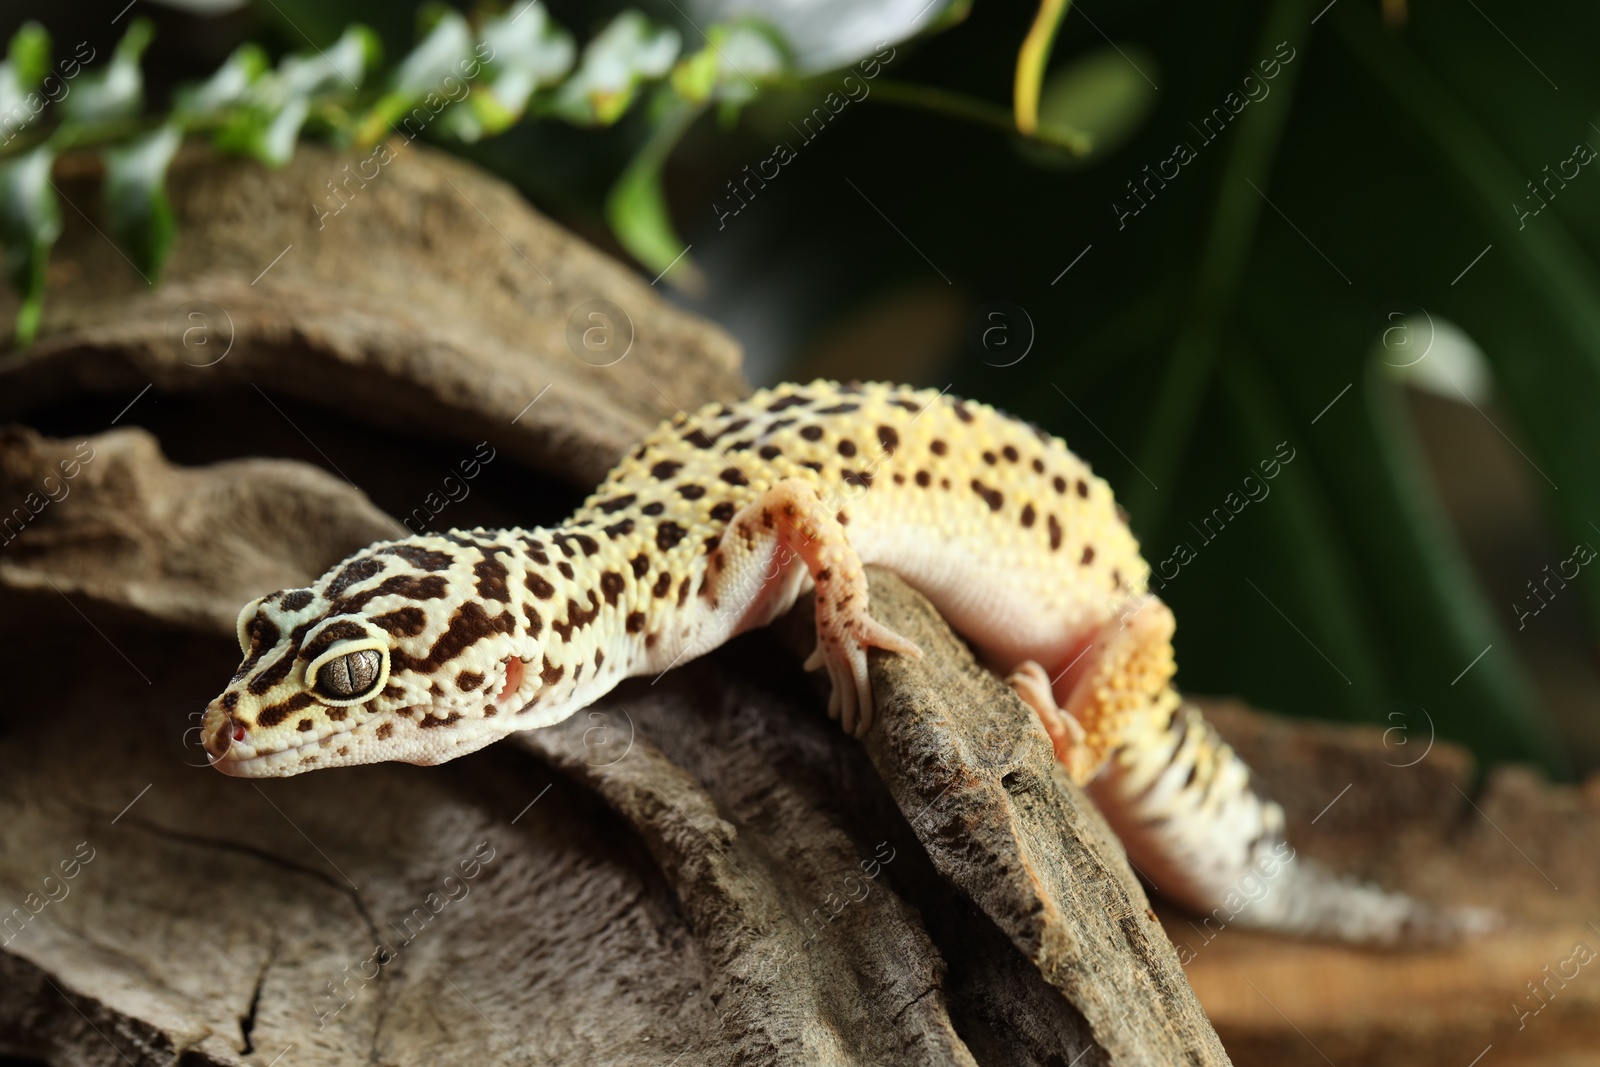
[1,0,1596,777]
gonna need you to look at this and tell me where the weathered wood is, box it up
[0,144,1229,1065]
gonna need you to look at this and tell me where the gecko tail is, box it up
[1227,849,1502,946]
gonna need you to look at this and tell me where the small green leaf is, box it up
[360,9,477,143]
[432,3,575,143]
[0,144,60,344]
[480,3,575,112]
[553,11,680,126]
[0,21,51,124]
[670,22,786,106]
[104,123,182,282]
[62,17,153,125]
[1028,45,1158,166]
[215,26,378,166]
[605,94,704,292]
[174,42,268,118]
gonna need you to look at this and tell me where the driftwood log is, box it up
[0,144,1594,1066]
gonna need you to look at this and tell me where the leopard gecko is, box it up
[202,379,1490,943]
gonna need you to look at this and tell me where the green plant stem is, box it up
[1014,0,1073,134]
[767,77,1091,156]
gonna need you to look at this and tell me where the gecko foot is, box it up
[804,611,921,737]
[1006,659,1097,784]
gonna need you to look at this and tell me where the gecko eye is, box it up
[314,649,384,700]
[305,636,391,706]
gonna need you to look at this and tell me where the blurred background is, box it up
[3,0,1597,780]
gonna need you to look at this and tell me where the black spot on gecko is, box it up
[1002,445,1019,462]
[1053,476,1068,494]
[877,426,898,453]
[298,718,315,732]
[931,439,948,456]
[1049,515,1063,551]
[1077,479,1090,498]
[631,554,650,578]
[327,706,348,722]
[642,502,665,516]
[651,460,682,480]
[653,573,672,597]
[600,571,626,606]
[380,545,455,571]
[721,467,749,486]
[679,484,706,500]
[327,557,384,597]
[683,428,715,449]
[257,691,315,728]
[915,471,931,488]
[541,656,563,685]
[280,589,315,612]
[597,494,636,513]
[759,444,782,460]
[890,398,920,413]
[474,556,510,603]
[457,671,485,691]
[656,522,687,550]
[709,501,736,522]
[418,712,462,730]
[550,590,601,642]
[800,425,824,441]
[842,470,871,488]
[801,461,824,472]
[372,607,428,636]
[767,394,809,411]
[327,573,450,616]
[557,561,574,580]
[838,439,857,457]
[1021,504,1036,528]
[952,402,974,423]
[626,611,646,633]
[299,620,369,663]
[603,518,635,539]
[971,479,1003,511]
[390,602,515,674]
[677,578,691,606]
[526,573,555,598]
[983,451,997,465]
[1032,458,1045,474]
[1081,545,1095,565]
[523,605,543,636]
[816,402,859,415]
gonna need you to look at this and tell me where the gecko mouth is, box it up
[208,713,400,778]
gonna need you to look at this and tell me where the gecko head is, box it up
[201,537,550,778]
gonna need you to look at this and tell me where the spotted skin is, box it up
[202,380,1489,943]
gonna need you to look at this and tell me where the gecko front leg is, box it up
[711,477,921,735]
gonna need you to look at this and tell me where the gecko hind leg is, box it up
[717,478,921,736]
